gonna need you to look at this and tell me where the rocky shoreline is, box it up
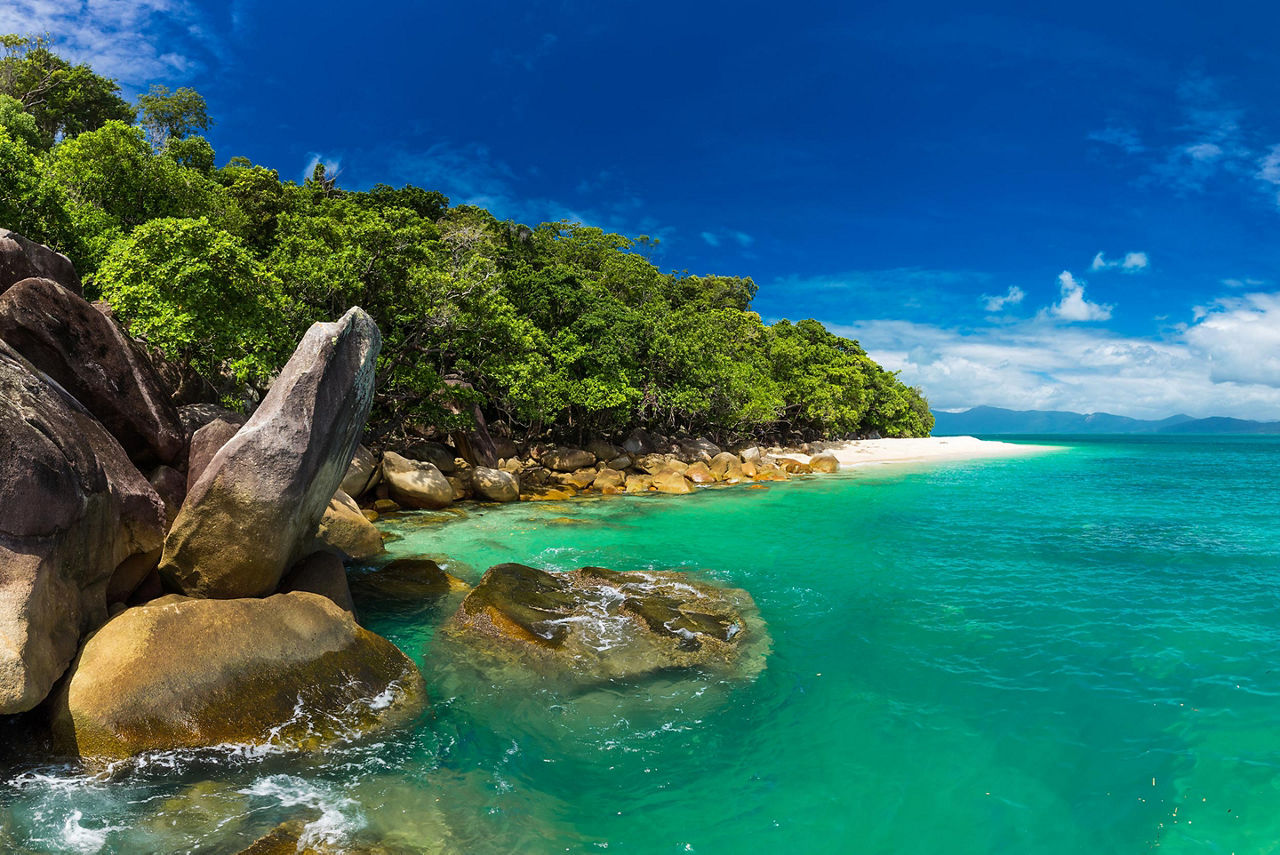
[0,229,796,790]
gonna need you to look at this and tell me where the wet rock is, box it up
[340,444,380,498]
[542,447,596,472]
[280,551,354,612]
[314,490,383,560]
[473,466,519,502]
[0,277,186,467]
[160,309,381,599]
[0,341,165,713]
[0,229,80,294]
[382,452,453,509]
[778,457,812,474]
[443,563,769,682]
[753,462,790,481]
[523,486,576,501]
[51,592,424,761]
[350,557,469,604]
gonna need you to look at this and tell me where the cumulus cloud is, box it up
[981,285,1025,312]
[1045,271,1112,322]
[826,293,1280,420]
[301,152,341,184]
[1090,251,1149,272]
[1184,293,1280,386]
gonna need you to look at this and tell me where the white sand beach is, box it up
[810,435,1065,468]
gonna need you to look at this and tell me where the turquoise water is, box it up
[4,435,1280,853]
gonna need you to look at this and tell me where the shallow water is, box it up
[4,435,1280,853]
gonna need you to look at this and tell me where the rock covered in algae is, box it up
[442,563,769,682]
[50,591,425,761]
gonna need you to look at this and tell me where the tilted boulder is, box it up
[473,467,520,502]
[442,564,770,683]
[542,447,596,472]
[0,277,185,467]
[0,230,81,295]
[381,452,453,509]
[160,308,381,598]
[314,490,383,560]
[0,342,165,713]
[50,592,425,761]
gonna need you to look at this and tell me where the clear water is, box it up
[4,435,1280,853]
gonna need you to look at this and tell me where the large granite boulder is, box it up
[442,564,769,683]
[542,447,596,472]
[160,308,381,598]
[314,490,383,560]
[473,466,519,502]
[0,277,185,467]
[381,452,453,509]
[652,468,694,494]
[0,230,81,295]
[0,342,165,713]
[50,592,424,761]
[350,558,470,611]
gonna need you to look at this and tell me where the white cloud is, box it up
[1088,125,1144,154]
[1184,292,1280,386]
[0,0,225,87]
[1185,142,1224,162]
[1045,271,1112,322]
[1090,251,1149,273]
[825,293,1280,420]
[981,285,1025,312]
[701,232,721,247]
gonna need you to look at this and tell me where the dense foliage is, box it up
[0,35,932,441]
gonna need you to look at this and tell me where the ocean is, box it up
[4,435,1280,853]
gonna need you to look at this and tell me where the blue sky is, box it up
[8,0,1280,418]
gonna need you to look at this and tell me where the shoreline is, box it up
[820,435,1066,468]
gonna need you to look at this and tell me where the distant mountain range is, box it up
[931,406,1280,435]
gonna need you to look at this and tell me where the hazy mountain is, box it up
[932,406,1280,435]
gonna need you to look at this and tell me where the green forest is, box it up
[0,34,932,444]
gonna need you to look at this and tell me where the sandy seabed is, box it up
[817,435,1065,468]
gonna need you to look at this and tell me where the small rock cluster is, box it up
[348,428,842,514]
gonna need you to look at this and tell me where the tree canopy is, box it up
[0,33,933,441]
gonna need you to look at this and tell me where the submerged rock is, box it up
[442,563,769,683]
[50,592,425,761]
[160,308,381,598]
[0,342,165,713]
[350,557,469,604]
[0,277,185,467]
